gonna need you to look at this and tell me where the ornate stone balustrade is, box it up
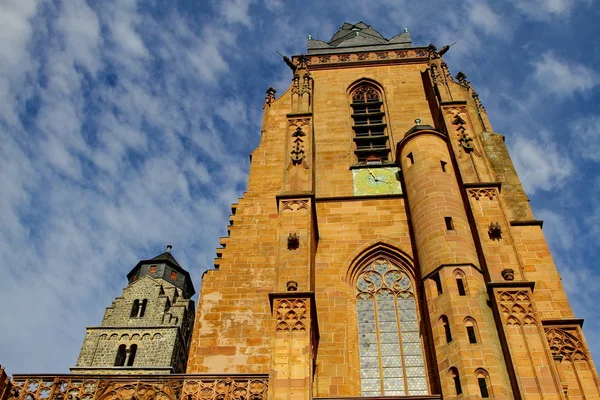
[6,374,268,400]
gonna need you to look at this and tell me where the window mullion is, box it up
[395,295,409,395]
[373,287,385,394]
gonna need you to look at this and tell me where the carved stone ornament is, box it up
[459,132,475,153]
[275,299,307,331]
[488,222,502,240]
[287,281,298,291]
[287,233,299,250]
[300,73,311,95]
[289,127,308,168]
[281,200,308,212]
[468,187,496,200]
[297,54,309,69]
[264,87,276,107]
[501,268,515,281]
[545,328,588,361]
[499,290,537,326]
[291,73,300,95]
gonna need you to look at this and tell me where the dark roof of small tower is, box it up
[308,22,412,55]
[151,250,182,268]
[126,245,195,298]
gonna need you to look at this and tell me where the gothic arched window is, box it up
[356,258,428,396]
[350,84,389,164]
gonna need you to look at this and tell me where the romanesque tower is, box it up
[71,246,195,374]
[186,22,600,400]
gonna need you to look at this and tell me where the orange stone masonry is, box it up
[183,22,600,400]
[4,21,600,400]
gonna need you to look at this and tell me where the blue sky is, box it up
[1,0,599,375]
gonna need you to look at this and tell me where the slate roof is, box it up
[307,21,413,55]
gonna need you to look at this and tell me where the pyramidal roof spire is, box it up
[308,22,412,55]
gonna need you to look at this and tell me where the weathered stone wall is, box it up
[186,46,600,400]
[74,275,194,374]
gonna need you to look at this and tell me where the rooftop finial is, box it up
[308,34,312,40]
[415,118,422,125]
[166,244,172,253]
[404,28,409,33]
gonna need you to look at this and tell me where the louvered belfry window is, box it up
[350,84,390,163]
[356,259,428,396]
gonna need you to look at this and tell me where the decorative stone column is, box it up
[268,293,318,400]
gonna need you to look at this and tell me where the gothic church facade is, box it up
[2,21,599,400]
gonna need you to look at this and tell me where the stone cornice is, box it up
[294,47,429,70]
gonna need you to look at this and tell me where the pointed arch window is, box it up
[356,258,428,396]
[350,84,390,163]
[476,369,492,398]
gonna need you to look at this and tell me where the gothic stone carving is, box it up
[467,188,497,200]
[286,281,298,291]
[182,378,268,400]
[502,268,515,281]
[8,376,268,400]
[289,127,308,168]
[488,222,502,240]
[263,87,276,107]
[499,290,537,326]
[545,328,588,361]
[308,49,424,66]
[287,233,299,250]
[456,71,486,112]
[281,200,308,212]
[275,299,307,332]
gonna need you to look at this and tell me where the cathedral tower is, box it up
[71,246,195,374]
[186,22,600,400]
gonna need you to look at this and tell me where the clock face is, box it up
[353,167,403,195]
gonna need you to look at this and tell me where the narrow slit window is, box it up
[127,344,137,367]
[130,300,140,318]
[450,368,462,395]
[171,271,178,280]
[467,326,477,343]
[457,278,466,296]
[139,299,148,318]
[149,265,157,274]
[478,377,489,398]
[441,161,447,172]
[445,217,454,230]
[114,344,126,367]
[407,152,414,165]
[442,316,452,343]
[432,273,443,295]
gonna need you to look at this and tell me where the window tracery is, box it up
[356,258,428,396]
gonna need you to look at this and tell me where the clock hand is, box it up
[367,168,378,181]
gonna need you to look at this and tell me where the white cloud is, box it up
[1,0,600,375]
[511,0,574,19]
[536,209,577,250]
[509,131,573,194]
[220,0,253,28]
[263,0,284,11]
[570,115,600,161]
[56,0,101,74]
[532,52,599,96]
[466,1,502,36]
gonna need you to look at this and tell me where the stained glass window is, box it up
[356,259,428,396]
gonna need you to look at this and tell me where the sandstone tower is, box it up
[4,21,600,400]
[185,22,600,400]
[71,246,195,374]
